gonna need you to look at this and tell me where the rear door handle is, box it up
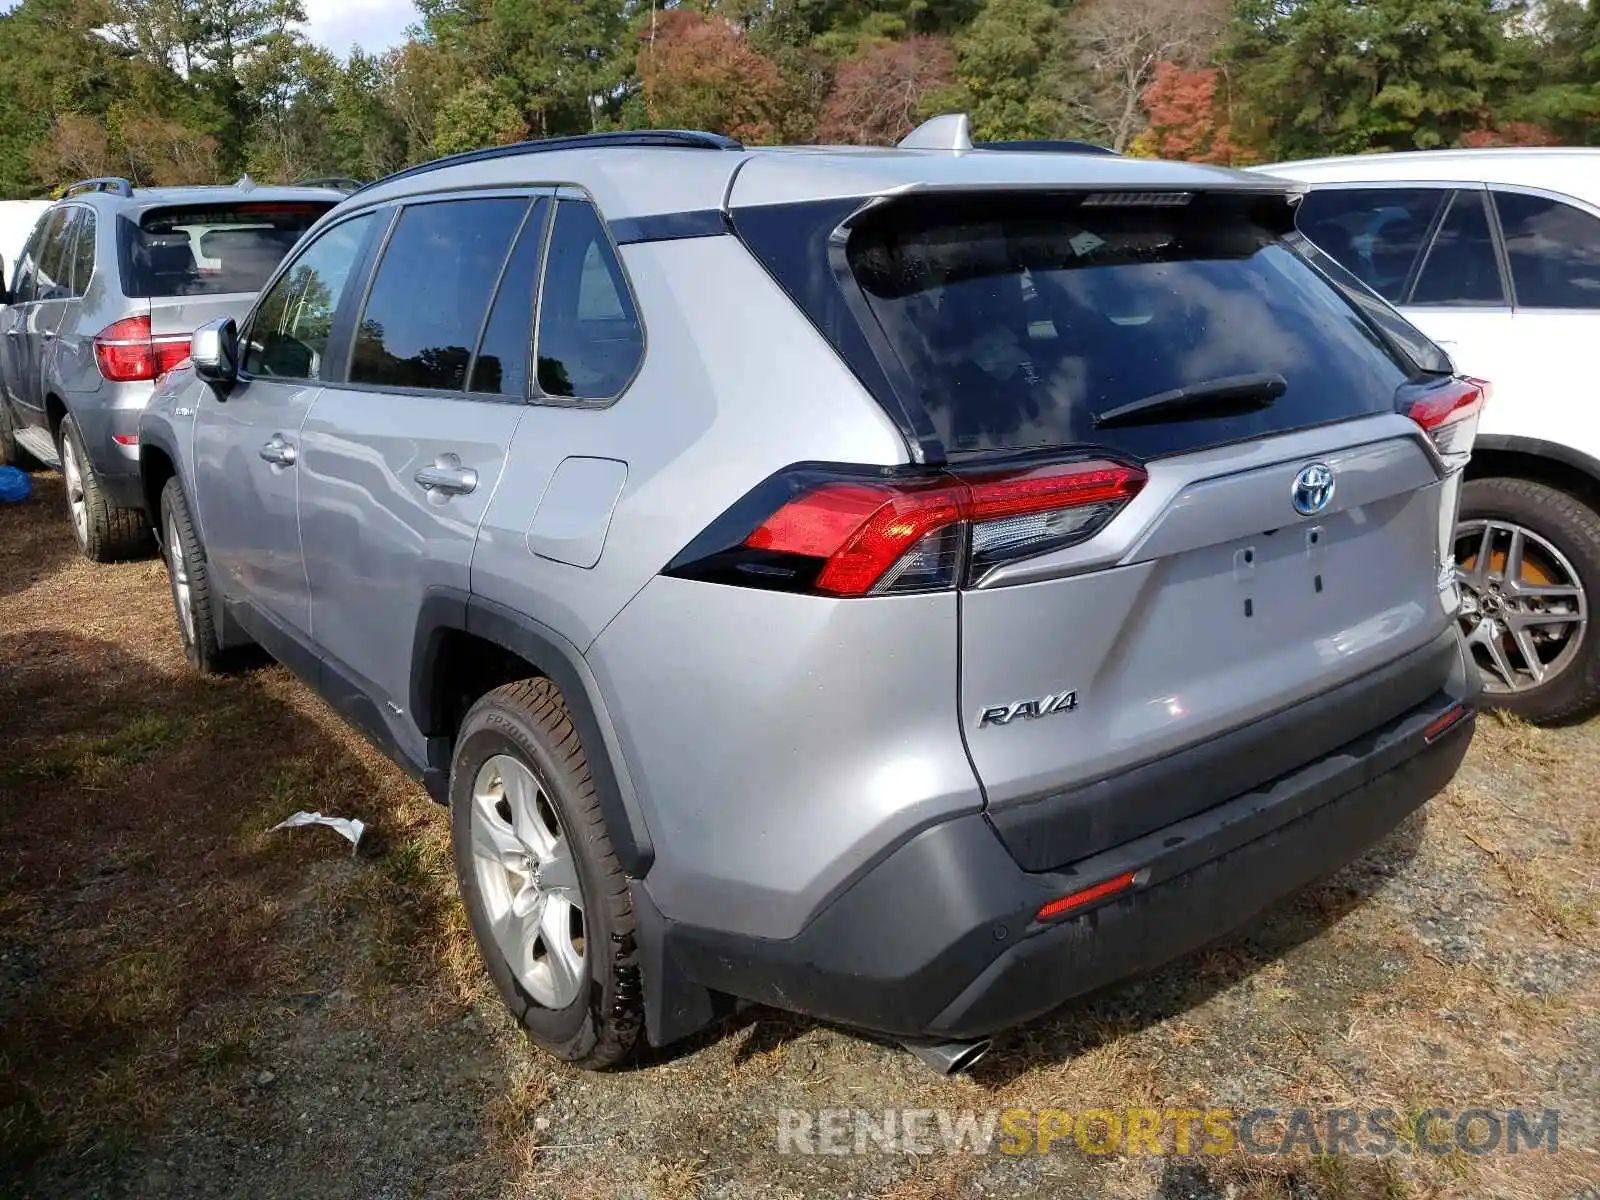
[414,455,478,496]
[259,436,297,467]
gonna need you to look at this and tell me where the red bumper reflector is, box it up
[1422,704,1469,743]
[1037,870,1139,922]
[113,434,139,446]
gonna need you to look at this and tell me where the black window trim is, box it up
[466,196,552,401]
[1403,186,1509,310]
[329,186,556,405]
[235,206,392,387]
[527,185,649,410]
[1488,182,1600,314]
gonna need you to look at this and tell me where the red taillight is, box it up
[1405,377,1486,471]
[1036,870,1139,922]
[714,460,1146,597]
[94,316,191,383]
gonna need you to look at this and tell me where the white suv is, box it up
[1261,149,1600,722]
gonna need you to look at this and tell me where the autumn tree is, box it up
[817,36,955,143]
[1140,61,1248,164]
[637,9,787,142]
[1063,0,1225,152]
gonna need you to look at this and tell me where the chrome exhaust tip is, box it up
[903,1038,992,1076]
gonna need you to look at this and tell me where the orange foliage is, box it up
[1460,122,1559,148]
[638,10,787,144]
[1141,61,1250,165]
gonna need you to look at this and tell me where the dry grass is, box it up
[2,471,1598,1200]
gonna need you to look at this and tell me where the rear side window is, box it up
[121,202,333,299]
[1494,191,1600,309]
[1411,191,1503,306]
[350,196,530,391]
[844,195,1413,458]
[535,199,643,401]
[69,209,97,297]
[1294,188,1445,302]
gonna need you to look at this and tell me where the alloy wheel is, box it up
[60,434,88,546]
[468,753,587,1009]
[166,510,196,645]
[1455,518,1588,695]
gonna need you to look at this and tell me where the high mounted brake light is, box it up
[669,460,1147,597]
[1403,376,1486,472]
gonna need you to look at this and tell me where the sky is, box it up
[302,0,416,55]
[0,0,419,55]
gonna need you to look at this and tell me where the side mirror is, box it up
[191,317,238,389]
[0,256,10,307]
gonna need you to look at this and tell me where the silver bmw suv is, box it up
[0,177,340,559]
[138,120,1481,1073]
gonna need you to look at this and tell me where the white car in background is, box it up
[1260,149,1600,722]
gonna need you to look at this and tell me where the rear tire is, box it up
[159,476,228,675]
[58,413,152,562]
[450,679,643,1069]
[1455,476,1600,724]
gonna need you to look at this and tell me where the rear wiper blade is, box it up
[1093,372,1288,428]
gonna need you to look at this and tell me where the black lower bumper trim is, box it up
[646,676,1475,1044]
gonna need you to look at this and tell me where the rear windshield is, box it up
[843,195,1414,459]
[120,202,333,299]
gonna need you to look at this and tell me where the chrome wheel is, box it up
[469,753,586,1009]
[1455,519,1588,695]
[60,433,88,546]
[166,510,195,645]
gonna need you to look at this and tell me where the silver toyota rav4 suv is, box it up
[0,176,340,559]
[139,120,1481,1073]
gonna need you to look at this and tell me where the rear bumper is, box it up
[641,634,1476,1043]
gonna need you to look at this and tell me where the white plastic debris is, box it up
[271,811,365,854]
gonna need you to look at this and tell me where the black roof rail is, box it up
[65,176,135,198]
[295,175,365,192]
[975,140,1118,157]
[351,130,744,197]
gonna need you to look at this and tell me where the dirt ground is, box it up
[1,471,1597,1200]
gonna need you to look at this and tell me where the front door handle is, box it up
[259,436,297,467]
[414,455,478,496]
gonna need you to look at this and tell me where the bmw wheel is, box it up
[1455,477,1600,724]
[57,414,152,561]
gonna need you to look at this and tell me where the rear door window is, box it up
[35,208,75,302]
[1294,187,1445,302]
[846,194,1413,459]
[1410,190,1504,306]
[534,199,644,401]
[121,202,333,298]
[349,196,530,391]
[1493,191,1600,309]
